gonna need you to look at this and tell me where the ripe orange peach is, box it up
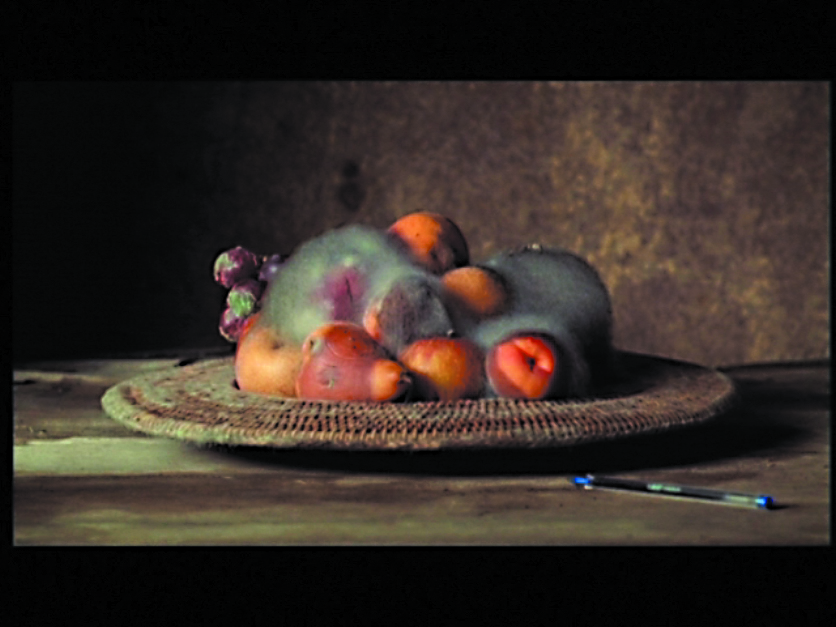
[295,322,412,402]
[441,266,509,319]
[399,336,484,401]
[485,334,559,400]
[235,313,303,397]
[387,211,469,275]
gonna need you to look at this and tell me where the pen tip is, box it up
[757,496,776,509]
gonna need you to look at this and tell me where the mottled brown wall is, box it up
[13,82,829,365]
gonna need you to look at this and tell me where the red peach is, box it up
[295,322,412,402]
[486,334,559,400]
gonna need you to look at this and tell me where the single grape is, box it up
[227,279,265,318]
[213,246,261,288]
[219,307,248,342]
[258,253,288,283]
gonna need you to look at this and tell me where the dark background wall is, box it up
[12,82,829,367]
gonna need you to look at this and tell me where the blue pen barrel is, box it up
[572,475,775,510]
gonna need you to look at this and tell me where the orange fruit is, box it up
[485,334,559,400]
[387,211,469,274]
[295,322,412,402]
[300,321,387,362]
[235,313,303,397]
[442,266,509,319]
[399,336,484,401]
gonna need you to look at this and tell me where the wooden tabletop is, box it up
[13,353,829,545]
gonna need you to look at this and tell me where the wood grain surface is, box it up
[13,356,829,545]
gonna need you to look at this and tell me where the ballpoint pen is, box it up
[573,474,776,510]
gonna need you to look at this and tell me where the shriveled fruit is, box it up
[468,245,614,398]
[316,265,367,321]
[258,224,429,348]
[362,274,454,356]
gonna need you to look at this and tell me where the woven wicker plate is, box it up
[100,351,736,451]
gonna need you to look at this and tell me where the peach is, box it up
[387,211,469,275]
[295,322,412,402]
[485,334,559,400]
[442,265,509,319]
[399,336,484,401]
[235,313,303,397]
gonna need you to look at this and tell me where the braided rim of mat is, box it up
[100,351,736,451]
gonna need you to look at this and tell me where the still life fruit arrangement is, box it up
[213,212,615,403]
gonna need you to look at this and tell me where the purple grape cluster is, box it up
[213,246,286,342]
